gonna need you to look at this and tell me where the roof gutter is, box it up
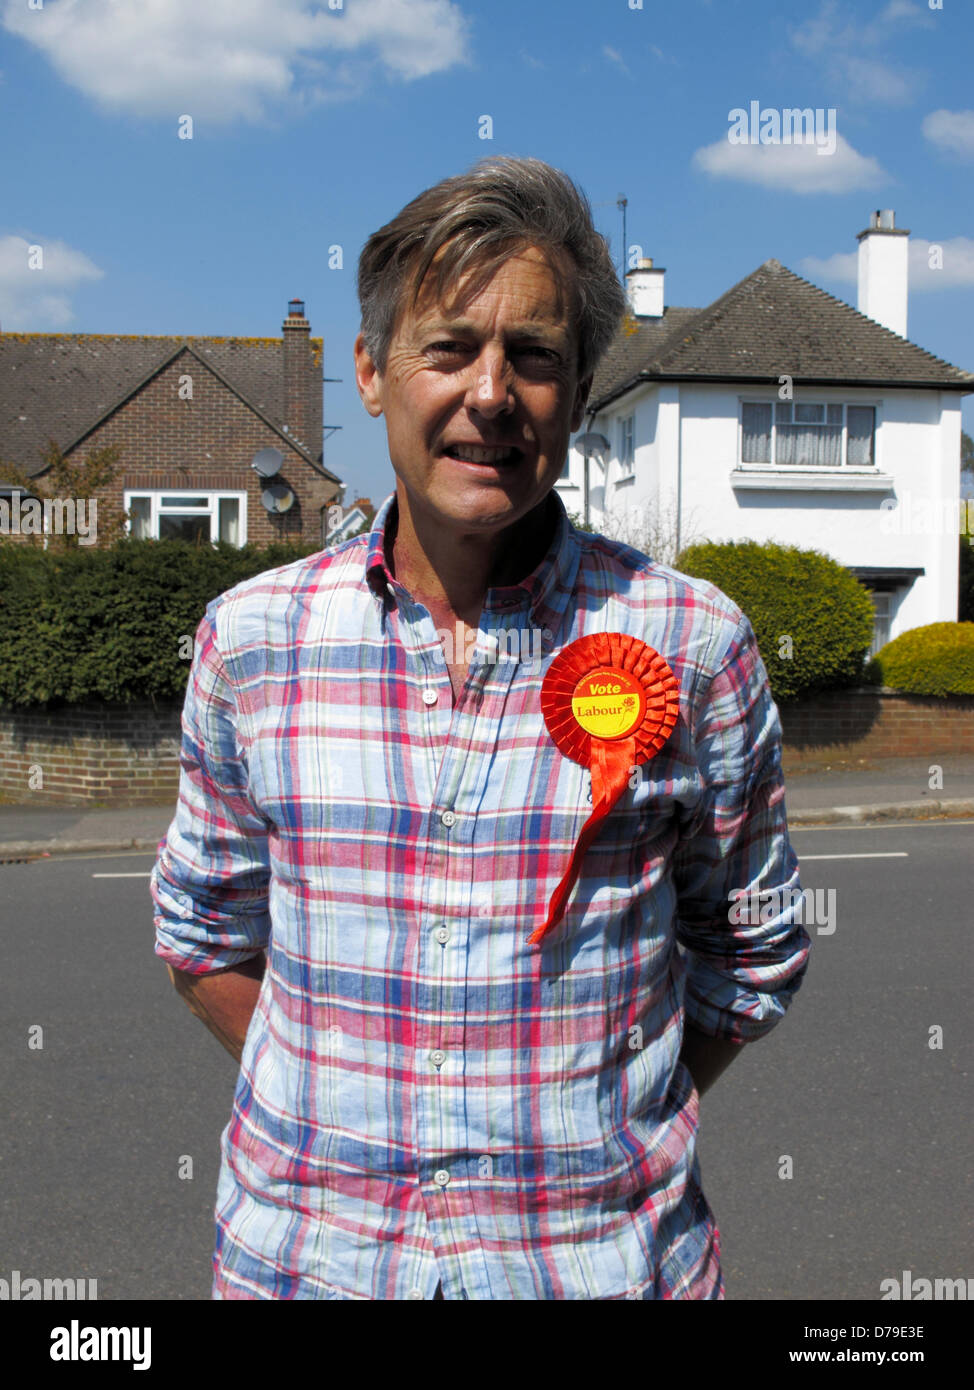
[590,371,974,414]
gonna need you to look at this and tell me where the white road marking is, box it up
[799,852,908,861]
[91,872,153,878]
[792,819,973,833]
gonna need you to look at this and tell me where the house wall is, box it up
[561,381,963,637]
[65,350,339,547]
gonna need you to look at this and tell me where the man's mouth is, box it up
[441,443,523,465]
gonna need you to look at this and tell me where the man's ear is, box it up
[354,333,384,418]
[571,374,593,433]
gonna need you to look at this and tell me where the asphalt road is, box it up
[0,819,970,1301]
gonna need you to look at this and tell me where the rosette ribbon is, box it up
[528,632,680,947]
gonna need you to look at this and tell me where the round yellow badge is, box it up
[569,666,645,740]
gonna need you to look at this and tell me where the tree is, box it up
[1,440,127,550]
[962,430,974,477]
[597,497,703,568]
[569,496,702,564]
[960,532,974,623]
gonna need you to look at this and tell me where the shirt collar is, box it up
[364,488,581,639]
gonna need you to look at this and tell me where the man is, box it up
[152,155,810,1300]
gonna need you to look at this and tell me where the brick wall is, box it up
[2,689,973,806]
[779,688,974,770]
[282,310,321,457]
[0,702,183,806]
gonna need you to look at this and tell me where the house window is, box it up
[869,592,892,658]
[741,402,876,468]
[124,491,247,546]
[618,415,635,475]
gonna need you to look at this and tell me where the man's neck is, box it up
[387,489,556,621]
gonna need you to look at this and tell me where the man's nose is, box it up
[465,350,514,415]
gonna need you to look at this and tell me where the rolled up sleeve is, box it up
[672,614,811,1044]
[152,601,272,975]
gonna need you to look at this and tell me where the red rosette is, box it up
[528,633,679,947]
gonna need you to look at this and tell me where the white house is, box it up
[558,211,974,654]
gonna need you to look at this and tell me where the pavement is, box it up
[0,755,973,859]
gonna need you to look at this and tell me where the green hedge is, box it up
[0,537,322,708]
[675,539,875,702]
[867,621,974,697]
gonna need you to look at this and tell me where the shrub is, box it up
[867,622,974,697]
[0,536,322,708]
[675,539,875,702]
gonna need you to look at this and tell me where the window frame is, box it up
[123,489,248,546]
[739,397,881,472]
[618,413,635,476]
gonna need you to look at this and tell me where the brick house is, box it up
[0,298,343,547]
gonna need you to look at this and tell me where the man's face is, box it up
[354,244,591,537]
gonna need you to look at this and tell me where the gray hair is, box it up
[356,156,627,385]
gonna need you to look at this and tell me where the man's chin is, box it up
[428,487,550,536]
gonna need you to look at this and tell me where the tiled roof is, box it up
[0,332,325,477]
[589,260,974,410]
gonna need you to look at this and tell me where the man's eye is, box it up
[425,341,561,365]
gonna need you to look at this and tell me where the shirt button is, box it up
[433,925,451,945]
[422,688,438,705]
[430,1049,447,1067]
[440,810,456,827]
[405,1288,424,1300]
[433,1169,451,1187]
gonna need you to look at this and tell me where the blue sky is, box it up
[2,0,972,506]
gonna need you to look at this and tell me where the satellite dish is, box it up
[575,432,610,464]
[260,481,296,514]
[252,447,283,479]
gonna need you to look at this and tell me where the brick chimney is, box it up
[625,258,665,318]
[282,298,321,457]
[856,211,909,339]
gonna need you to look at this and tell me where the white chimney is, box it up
[856,209,909,339]
[625,258,665,318]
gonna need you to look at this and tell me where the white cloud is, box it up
[922,109,974,159]
[692,133,888,195]
[789,0,930,107]
[0,235,104,329]
[911,238,974,289]
[802,238,974,290]
[603,46,631,78]
[839,55,915,106]
[801,250,859,282]
[1,0,471,123]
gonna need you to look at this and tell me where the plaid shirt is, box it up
[152,488,810,1301]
